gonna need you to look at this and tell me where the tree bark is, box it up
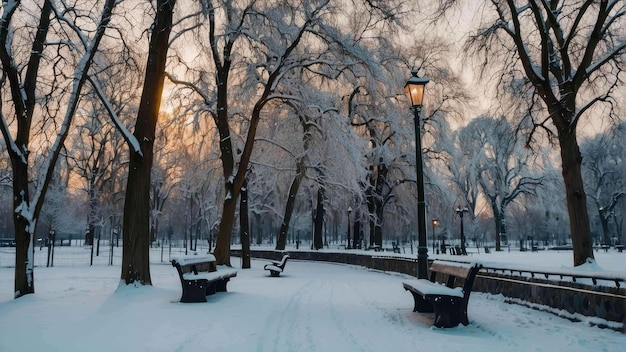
[313,188,325,250]
[559,130,593,265]
[121,0,175,285]
[276,165,305,250]
[240,180,251,268]
[12,162,33,297]
[491,197,502,251]
[214,198,237,265]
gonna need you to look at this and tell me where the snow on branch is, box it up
[87,75,143,157]
[31,0,120,218]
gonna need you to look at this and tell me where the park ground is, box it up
[0,249,624,351]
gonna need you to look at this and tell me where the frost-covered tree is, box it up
[70,57,139,248]
[459,116,543,251]
[437,0,626,265]
[0,0,119,298]
[581,123,625,245]
[166,0,407,265]
[274,96,336,251]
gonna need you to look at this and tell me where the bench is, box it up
[171,254,237,303]
[402,260,482,328]
[264,254,289,277]
[447,246,465,255]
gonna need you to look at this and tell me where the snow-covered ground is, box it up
[0,250,624,351]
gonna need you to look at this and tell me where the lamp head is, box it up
[404,69,429,108]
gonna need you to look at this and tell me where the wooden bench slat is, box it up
[171,254,216,266]
[428,262,472,278]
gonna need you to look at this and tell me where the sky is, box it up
[0,248,624,351]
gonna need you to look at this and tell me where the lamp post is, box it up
[347,206,352,249]
[431,219,439,254]
[456,206,469,254]
[405,69,429,279]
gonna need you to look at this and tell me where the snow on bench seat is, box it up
[182,268,238,281]
[402,279,463,297]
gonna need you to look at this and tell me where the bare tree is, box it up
[0,0,119,298]
[437,0,626,265]
[90,0,177,285]
[581,122,625,246]
[459,116,543,251]
[119,0,176,285]
[69,57,140,248]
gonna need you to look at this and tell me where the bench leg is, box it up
[406,290,434,313]
[270,270,281,277]
[431,296,468,328]
[205,281,218,296]
[180,280,209,303]
[214,278,230,292]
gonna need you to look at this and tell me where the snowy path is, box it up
[0,258,623,351]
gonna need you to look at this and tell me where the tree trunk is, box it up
[240,181,251,268]
[374,206,383,248]
[214,198,237,266]
[559,131,594,265]
[313,188,324,250]
[491,198,502,251]
[12,161,34,298]
[122,149,153,284]
[255,213,263,245]
[599,209,610,246]
[354,218,361,249]
[366,182,379,246]
[276,168,305,250]
[120,0,175,285]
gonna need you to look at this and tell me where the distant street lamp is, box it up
[456,206,469,254]
[347,206,352,249]
[405,69,429,279]
[431,219,439,254]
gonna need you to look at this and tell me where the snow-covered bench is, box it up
[264,254,289,277]
[171,254,237,303]
[402,260,482,328]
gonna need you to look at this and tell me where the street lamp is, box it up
[456,206,469,254]
[347,206,352,249]
[405,69,429,279]
[431,219,439,254]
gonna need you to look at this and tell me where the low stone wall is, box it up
[232,249,625,330]
[473,272,625,326]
